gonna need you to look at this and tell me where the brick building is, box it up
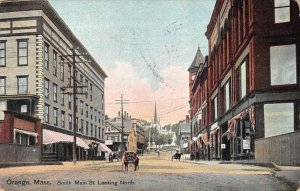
[189,0,300,163]
[0,0,107,161]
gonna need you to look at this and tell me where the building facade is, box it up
[190,0,300,163]
[0,0,107,161]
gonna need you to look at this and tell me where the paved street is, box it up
[0,151,295,191]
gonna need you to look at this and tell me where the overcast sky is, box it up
[49,0,216,125]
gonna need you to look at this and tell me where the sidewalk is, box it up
[183,159,300,190]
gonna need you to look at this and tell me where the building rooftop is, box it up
[188,47,205,72]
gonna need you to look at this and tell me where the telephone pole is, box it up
[115,94,129,155]
[60,48,88,165]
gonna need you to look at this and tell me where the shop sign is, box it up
[221,144,226,149]
[105,140,113,145]
[243,139,250,150]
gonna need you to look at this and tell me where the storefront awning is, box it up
[14,128,38,137]
[98,143,112,154]
[43,129,89,149]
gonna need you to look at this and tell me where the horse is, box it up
[172,152,183,161]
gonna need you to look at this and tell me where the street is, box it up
[0,151,294,191]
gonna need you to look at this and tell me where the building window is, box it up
[0,41,6,66]
[53,107,58,126]
[90,107,93,120]
[0,77,6,95]
[213,95,218,120]
[69,114,72,130]
[80,74,83,92]
[81,119,84,134]
[53,83,57,102]
[102,128,104,140]
[76,117,78,132]
[238,60,247,100]
[274,0,290,23]
[17,76,28,94]
[44,78,49,98]
[53,50,58,76]
[80,101,84,115]
[264,103,294,138]
[224,81,231,111]
[86,121,89,136]
[85,104,88,118]
[68,64,72,86]
[270,44,296,85]
[60,59,64,81]
[68,94,72,109]
[44,104,49,123]
[85,79,88,99]
[94,109,97,122]
[44,43,49,70]
[21,105,27,113]
[90,83,93,101]
[101,93,104,109]
[15,133,35,146]
[99,127,101,139]
[91,123,93,137]
[98,112,101,123]
[61,111,65,128]
[18,40,28,66]
[95,125,97,138]
[61,88,64,106]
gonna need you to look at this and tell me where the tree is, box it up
[165,133,173,144]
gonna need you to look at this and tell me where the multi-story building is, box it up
[190,0,300,164]
[179,115,191,154]
[0,0,107,161]
[105,112,145,154]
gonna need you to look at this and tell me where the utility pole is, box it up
[115,94,128,156]
[60,48,88,165]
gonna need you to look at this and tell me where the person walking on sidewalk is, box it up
[157,150,160,157]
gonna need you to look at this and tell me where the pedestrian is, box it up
[133,153,139,171]
[123,153,129,172]
[157,150,160,157]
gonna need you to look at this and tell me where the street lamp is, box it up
[92,143,97,164]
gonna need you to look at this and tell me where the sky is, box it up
[49,0,216,126]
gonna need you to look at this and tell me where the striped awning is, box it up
[98,143,112,154]
[43,129,89,149]
[14,128,38,137]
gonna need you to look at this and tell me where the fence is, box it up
[0,143,41,163]
[255,131,300,166]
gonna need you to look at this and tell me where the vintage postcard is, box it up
[0,0,299,190]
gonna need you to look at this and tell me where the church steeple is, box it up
[154,102,158,124]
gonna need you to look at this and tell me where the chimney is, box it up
[118,111,120,116]
[186,115,190,123]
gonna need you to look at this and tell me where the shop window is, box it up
[274,0,290,23]
[264,103,294,138]
[270,44,296,85]
[15,132,35,146]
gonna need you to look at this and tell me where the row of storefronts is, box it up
[188,0,300,164]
